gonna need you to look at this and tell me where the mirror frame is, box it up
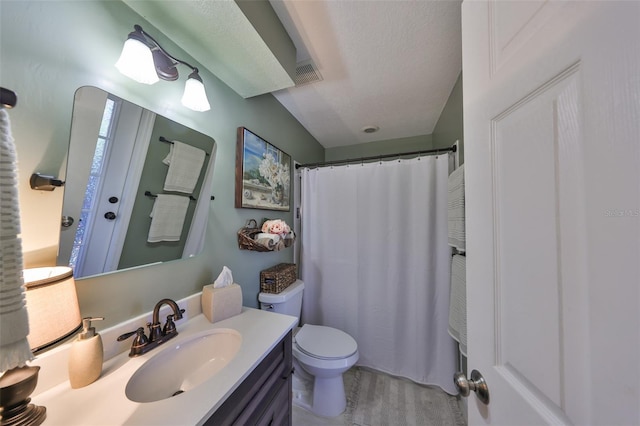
[58,86,216,279]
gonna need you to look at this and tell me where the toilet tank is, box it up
[258,280,304,321]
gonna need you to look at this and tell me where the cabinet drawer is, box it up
[254,377,291,426]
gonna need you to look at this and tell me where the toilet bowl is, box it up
[259,280,359,417]
[292,324,359,417]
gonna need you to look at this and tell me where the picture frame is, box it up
[235,127,291,211]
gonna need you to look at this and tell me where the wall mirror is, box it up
[58,86,216,279]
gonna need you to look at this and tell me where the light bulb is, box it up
[181,73,210,112]
[115,38,159,85]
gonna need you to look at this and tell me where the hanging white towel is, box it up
[448,254,467,356]
[0,108,34,371]
[162,141,205,194]
[447,165,465,251]
[147,194,190,243]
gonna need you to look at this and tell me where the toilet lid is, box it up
[294,324,358,360]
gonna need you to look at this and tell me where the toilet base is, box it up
[292,369,314,413]
[311,375,346,417]
[292,359,348,418]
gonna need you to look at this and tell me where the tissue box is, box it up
[201,283,243,323]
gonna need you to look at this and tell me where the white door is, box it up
[77,100,152,277]
[463,1,640,424]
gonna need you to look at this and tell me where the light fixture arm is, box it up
[134,25,200,77]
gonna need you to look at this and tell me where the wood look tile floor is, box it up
[291,367,466,426]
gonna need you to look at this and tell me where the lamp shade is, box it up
[181,72,211,112]
[115,38,159,85]
[24,267,81,353]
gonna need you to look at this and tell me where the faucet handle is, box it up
[163,314,177,335]
[117,327,149,357]
[117,327,146,342]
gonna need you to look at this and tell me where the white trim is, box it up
[104,109,155,271]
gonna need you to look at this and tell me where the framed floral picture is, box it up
[235,127,291,211]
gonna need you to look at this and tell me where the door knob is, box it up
[61,216,74,227]
[104,212,117,220]
[453,369,490,405]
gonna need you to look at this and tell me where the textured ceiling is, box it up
[122,0,462,149]
[269,0,462,148]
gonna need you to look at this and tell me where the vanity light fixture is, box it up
[115,25,211,112]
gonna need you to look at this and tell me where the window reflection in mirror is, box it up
[58,86,216,279]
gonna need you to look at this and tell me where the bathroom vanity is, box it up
[30,294,296,425]
[204,329,292,425]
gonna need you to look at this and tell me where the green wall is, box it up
[432,72,464,163]
[325,134,433,162]
[1,0,323,328]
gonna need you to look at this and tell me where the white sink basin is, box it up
[125,328,242,403]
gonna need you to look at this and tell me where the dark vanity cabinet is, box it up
[205,330,293,426]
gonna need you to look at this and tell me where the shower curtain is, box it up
[300,155,457,394]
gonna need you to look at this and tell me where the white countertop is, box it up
[31,305,297,425]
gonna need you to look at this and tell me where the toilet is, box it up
[259,280,358,417]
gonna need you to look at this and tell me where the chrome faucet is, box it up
[117,298,185,357]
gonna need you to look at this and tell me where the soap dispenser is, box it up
[68,316,104,389]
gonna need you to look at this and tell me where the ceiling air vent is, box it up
[294,60,323,87]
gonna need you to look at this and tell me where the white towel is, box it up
[0,109,34,371]
[447,165,465,251]
[162,141,205,194]
[147,194,190,243]
[448,254,467,356]
[254,233,284,250]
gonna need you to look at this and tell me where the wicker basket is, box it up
[238,219,296,252]
[260,263,297,294]
[237,219,271,252]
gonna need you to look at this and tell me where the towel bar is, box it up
[145,190,196,201]
[159,136,209,156]
[145,190,214,201]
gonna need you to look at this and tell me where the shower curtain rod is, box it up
[295,144,456,169]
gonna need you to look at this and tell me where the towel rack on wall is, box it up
[452,249,466,257]
[159,136,210,156]
[0,87,17,109]
[144,190,215,202]
[145,190,196,202]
